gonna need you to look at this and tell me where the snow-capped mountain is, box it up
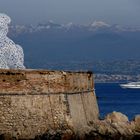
[8,20,140,37]
[7,20,140,68]
[90,21,111,28]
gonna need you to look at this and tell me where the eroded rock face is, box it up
[1,112,140,140]
[79,112,140,140]
[105,111,129,123]
[133,115,140,133]
[33,112,140,140]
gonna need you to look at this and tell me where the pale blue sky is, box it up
[0,0,139,25]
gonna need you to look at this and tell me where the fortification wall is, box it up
[0,69,99,139]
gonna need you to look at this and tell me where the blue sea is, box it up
[95,83,140,120]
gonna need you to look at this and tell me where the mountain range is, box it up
[7,21,140,69]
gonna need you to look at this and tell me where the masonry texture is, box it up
[0,69,99,139]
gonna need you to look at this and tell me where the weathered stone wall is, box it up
[0,69,99,139]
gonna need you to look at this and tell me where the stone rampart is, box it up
[0,69,99,139]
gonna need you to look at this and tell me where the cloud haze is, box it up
[0,0,139,25]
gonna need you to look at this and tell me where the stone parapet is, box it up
[0,69,99,139]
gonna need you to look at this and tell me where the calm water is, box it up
[95,83,140,120]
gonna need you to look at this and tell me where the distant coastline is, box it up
[95,73,139,83]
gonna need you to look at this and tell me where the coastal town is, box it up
[95,74,140,83]
[30,60,140,83]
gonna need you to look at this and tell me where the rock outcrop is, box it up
[34,112,140,140]
[1,112,140,140]
[83,112,140,140]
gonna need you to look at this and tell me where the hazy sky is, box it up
[0,0,140,25]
